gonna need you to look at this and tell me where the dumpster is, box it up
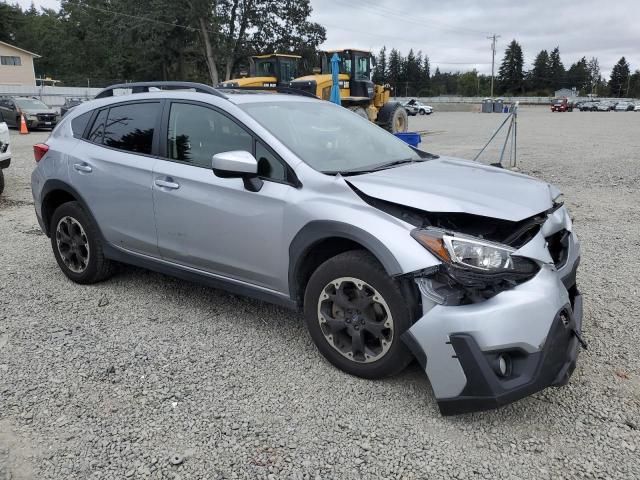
[482,98,494,113]
[493,98,504,113]
[394,132,421,147]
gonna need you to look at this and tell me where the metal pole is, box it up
[487,34,500,98]
[472,112,511,162]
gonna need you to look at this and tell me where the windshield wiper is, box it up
[322,158,425,176]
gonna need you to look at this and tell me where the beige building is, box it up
[0,41,40,86]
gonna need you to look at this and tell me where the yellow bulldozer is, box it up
[218,53,302,88]
[288,49,408,134]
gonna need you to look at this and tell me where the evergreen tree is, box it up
[373,46,387,85]
[419,55,431,95]
[497,40,524,94]
[387,48,402,96]
[405,49,421,96]
[549,47,565,90]
[528,50,551,93]
[609,57,630,97]
[566,57,590,95]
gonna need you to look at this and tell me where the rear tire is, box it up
[303,250,413,379]
[50,201,114,284]
[384,104,409,134]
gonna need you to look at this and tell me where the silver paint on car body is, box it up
[32,90,581,403]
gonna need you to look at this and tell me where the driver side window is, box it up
[167,103,253,168]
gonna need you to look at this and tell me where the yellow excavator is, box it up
[218,54,302,88]
[288,49,408,133]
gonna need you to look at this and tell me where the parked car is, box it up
[579,101,598,111]
[551,98,572,112]
[31,82,583,415]
[402,99,434,116]
[0,96,59,129]
[614,101,634,111]
[412,101,433,115]
[401,100,419,116]
[596,101,613,112]
[60,97,87,117]
[635,103,640,111]
[0,112,10,194]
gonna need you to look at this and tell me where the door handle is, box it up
[73,163,92,173]
[154,179,180,190]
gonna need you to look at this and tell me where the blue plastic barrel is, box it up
[394,132,421,147]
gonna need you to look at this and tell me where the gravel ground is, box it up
[1,108,639,479]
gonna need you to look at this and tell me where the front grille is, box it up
[546,229,570,268]
[37,114,56,122]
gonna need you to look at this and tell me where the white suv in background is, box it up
[0,113,11,195]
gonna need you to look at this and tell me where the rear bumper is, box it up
[0,158,9,169]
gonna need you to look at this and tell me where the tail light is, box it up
[33,143,49,162]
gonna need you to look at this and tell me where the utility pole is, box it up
[487,34,500,98]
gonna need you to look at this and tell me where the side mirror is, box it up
[211,150,263,192]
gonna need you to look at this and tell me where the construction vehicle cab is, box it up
[289,49,408,133]
[219,54,301,88]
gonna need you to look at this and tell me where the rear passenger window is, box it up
[88,109,108,143]
[103,102,160,155]
[167,103,253,168]
[71,112,92,138]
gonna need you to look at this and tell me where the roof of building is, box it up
[0,41,41,58]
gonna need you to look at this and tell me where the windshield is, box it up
[15,98,49,109]
[240,101,422,174]
[254,59,276,76]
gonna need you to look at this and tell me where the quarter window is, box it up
[88,109,108,144]
[167,103,253,168]
[103,102,160,155]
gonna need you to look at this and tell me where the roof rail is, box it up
[216,85,319,99]
[94,81,227,99]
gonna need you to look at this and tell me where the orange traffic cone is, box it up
[19,113,29,134]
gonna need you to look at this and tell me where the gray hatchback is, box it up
[31,82,584,415]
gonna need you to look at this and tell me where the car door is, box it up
[0,99,16,128]
[152,101,292,292]
[69,101,161,256]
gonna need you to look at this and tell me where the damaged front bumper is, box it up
[402,217,583,415]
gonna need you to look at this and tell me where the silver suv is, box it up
[31,82,584,415]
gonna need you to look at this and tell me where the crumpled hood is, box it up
[347,157,555,222]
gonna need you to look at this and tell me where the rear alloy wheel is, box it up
[50,201,114,284]
[304,250,413,379]
[55,216,91,273]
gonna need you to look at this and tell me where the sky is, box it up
[12,0,640,77]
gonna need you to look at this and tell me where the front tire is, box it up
[0,170,4,195]
[50,201,114,284]
[304,251,413,379]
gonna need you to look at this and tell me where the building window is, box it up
[0,56,22,66]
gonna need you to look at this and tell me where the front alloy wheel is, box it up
[317,277,394,363]
[303,250,413,379]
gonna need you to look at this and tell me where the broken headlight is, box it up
[411,228,538,275]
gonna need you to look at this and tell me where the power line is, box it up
[328,0,492,36]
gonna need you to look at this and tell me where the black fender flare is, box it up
[40,179,103,239]
[288,220,403,301]
[375,101,404,125]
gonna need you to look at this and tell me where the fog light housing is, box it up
[492,353,512,377]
